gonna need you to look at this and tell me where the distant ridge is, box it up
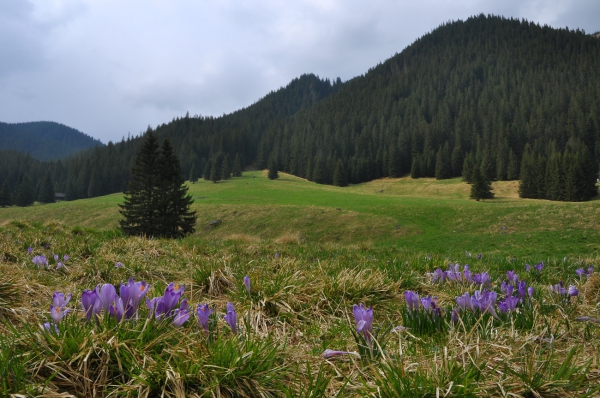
[0,121,104,161]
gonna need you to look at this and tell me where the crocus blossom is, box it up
[321,349,359,359]
[81,286,101,320]
[404,291,420,312]
[353,303,373,342]
[243,275,251,295]
[172,299,190,327]
[196,303,214,331]
[224,302,238,334]
[32,255,48,268]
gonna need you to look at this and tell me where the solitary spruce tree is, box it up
[268,157,279,180]
[469,167,494,201]
[0,180,11,207]
[119,131,196,238]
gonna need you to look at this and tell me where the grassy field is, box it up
[1,171,599,260]
[1,173,599,396]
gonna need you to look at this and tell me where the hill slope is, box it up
[1,15,599,201]
[0,121,104,161]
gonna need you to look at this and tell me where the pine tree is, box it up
[232,154,243,177]
[0,180,11,207]
[221,155,232,180]
[14,173,35,207]
[506,149,519,180]
[119,130,162,237]
[332,159,349,187]
[210,155,222,183]
[469,167,494,201]
[268,157,279,180]
[189,163,197,183]
[202,160,211,181]
[119,132,196,238]
[155,139,197,238]
[38,172,56,204]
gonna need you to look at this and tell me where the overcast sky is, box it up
[1,0,598,143]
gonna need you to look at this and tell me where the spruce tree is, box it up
[268,157,279,180]
[221,155,232,180]
[332,159,349,187]
[202,160,211,181]
[506,149,519,180]
[119,130,161,237]
[469,167,494,201]
[232,154,243,177]
[38,172,56,203]
[155,139,197,238]
[189,163,197,183]
[14,173,35,207]
[0,180,11,207]
[119,132,196,238]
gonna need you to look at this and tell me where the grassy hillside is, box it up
[1,173,598,260]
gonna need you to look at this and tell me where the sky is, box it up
[1,0,599,144]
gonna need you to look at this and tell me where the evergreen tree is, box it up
[232,154,243,177]
[119,130,162,237]
[312,155,326,184]
[209,155,222,183]
[462,153,475,183]
[435,144,451,180]
[119,132,196,238]
[268,157,279,180]
[155,139,197,238]
[202,160,211,181]
[388,144,402,178]
[189,163,197,183]
[221,155,232,180]
[14,173,35,207]
[469,167,494,201]
[506,149,519,181]
[38,171,56,203]
[0,180,11,207]
[332,159,349,187]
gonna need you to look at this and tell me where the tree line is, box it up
[1,14,599,205]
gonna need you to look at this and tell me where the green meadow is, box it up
[1,173,599,396]
[2,171,599,260]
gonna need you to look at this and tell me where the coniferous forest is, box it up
[1,14,599,203]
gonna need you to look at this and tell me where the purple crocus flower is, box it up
[81,286,101,320]
[50,304,69,324]
[477,253,483,260]
[353,303,373,342]
[27,247,33,255]
[54,254,59,262]
[506,271,519,284]
[196,303,214,331]
[115,261,125,268]
[501,282,514,296]
[56,262,64,269]
[517,281,528,299]
[568,285,579,297]
[455,292,471,311]
[525,264,531,272]
[421,296,433,311]
[534,262,544,272]
[527,286,534,298]
[53,292,72,308]
[146,296,162,318]
[275,252,280,258]
[43,322,59,334]
[451,308,460,323]
[463,265,473,283]
[32,255,48,268]
[550,281,567,295]
[63,254,70,262]
[224,302,237,334]
[99,283,117,313]
[498,296,519,314]
[575,268,585,277]
[243,275,251,295]
[404,291,420,312]
[321,349,359,359]
[172,300,190,327]
[162,283,184,315]
[109,297,125,321]
[473,272,491,288]
[430,268,446,283]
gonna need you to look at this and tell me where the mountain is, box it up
[1,14,599,203]
[0,121,103,161]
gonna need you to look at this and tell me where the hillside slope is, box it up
[0,121,104,161]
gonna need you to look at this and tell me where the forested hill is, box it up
[1,14,599,203]
[0,121,104,161]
